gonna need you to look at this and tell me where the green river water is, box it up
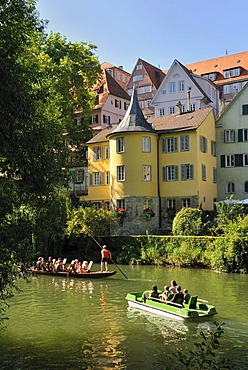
[0,265,248,370]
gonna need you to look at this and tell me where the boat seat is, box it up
[184,295,198,309]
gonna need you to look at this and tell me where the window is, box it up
[242,105,248,115]
[93,172,102,186]
[167,199,176,210]
[169,82,175,93]
[142,137,151,152]
[209,73,216,81]
[116,71,120,80]
[159,108,165,116]
[91,114,98,124]
[117,199,125,209]
[169,106,175,114]
[180,135,189,151]
[182,198,191,207]
[244,181,248,193]
[211,141,216,156]
[200,136,207,153]
[144,199,151,209]
[136,64,142,70]
[190,103,196,111]
[223,85,231,94]
[143,165,151,181]
[117,165,125,181]
[105,171,110,185]
[124,102,129,110]
[105,146,110,159]
[238,128,248,142]
[226,182,235,194]
[138,85,152,94]
[133,75,143,82]
[93,146,102,161]
[181,164,194,180]
[178,80,185,92]
[224,130,235,143]
[104,201,110,210]
[75,169,84,183]
[163,137,178,153]
[244,154,248,166]
[103,115,110,124]
[163,166,178,181]
[224,68,240,78]
[116,137,124,153]
[221,154,235,167]
[202,164,206,181]
[115,99,122,109]
[122,74,126,82]
[213,167,217,183]
[74,117,81,126]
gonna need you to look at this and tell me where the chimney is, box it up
[187,88,191,111]
[176,101,182,115]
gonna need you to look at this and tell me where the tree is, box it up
[172,208,203,236]
[0,0,101,322]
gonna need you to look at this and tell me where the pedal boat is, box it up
[125,291,217,320]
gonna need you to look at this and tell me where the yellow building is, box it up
[85,89,217,235]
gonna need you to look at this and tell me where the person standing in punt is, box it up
[101,245,111,272]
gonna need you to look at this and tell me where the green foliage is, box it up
[139,233,168,265]
[66,207,118,238]
[213,199,245,234]
[175,322,230,369]
[170,238,205,266]
[172,208,203,236]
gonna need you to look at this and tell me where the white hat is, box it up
[103,245,107,248]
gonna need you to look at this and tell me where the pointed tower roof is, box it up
[108,89,156,135]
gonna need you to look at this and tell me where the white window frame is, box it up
[169,106,175,114]
[93,146,102,161]
[243,154,248,166]
[117,165,125,181]
[224,130,235,143]
[163,137,178,153]
[180,135,189,151]
[142,137,151,152]
[159,108,165,116]
[105,171,110,185]
[182,198,191,207]
[167,199,176,209]
[105,146,110,159]
[75,169,84,183]
[116,137,124,153]
[143,165,151,181]
[181,164,194,180]
[163,165,178,181]
[200,136,207,153]
[169,82,175,93]
[133,75,143,82]
[178,80,185,92]
[202,164,206,181]
[225,155,235,167]
[226,182,235,194]
[93,172,102,186]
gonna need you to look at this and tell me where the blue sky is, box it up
[36,0,248,73]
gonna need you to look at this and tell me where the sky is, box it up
[36,0,248,73]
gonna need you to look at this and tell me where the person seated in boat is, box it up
[148,285,160,301]
[183,289,191,304]
[160,285,173,302]
[46,256,54,271]
[67,260,77,273]
[169,280,178,294]
[82,261,90,272]
[56,258,65,272]
[36,257,46,271]
[74,259,80,270]
[169,285,184,305]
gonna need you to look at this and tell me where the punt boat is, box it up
[125,290,217,320]
[27,268,116,279]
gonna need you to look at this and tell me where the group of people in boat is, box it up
[147,279,190,305]
[35,256,90,273]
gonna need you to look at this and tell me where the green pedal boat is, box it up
[125,291,217,320]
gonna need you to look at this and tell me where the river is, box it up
[0,265,248,369]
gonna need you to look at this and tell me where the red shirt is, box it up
[101,248,110,259]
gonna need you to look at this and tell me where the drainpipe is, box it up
[157,134,162,229]
[187,88,191,112]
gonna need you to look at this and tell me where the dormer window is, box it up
[224,68,241,78]
[136,64,142,70]
[133,75,143,82]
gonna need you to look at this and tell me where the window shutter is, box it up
[162,139,166,153]
[181,165,185,180]
[174,138,178,151]
[163,167,166,181]
[103,115,105,123]
[96,114,98,123]
[115,99,117,107]
[220,155,225,168]
[238,129,243,142]
[89,174,92,186]
[191,165,194,179]
[175,166,178,180]
[235,154,243,166]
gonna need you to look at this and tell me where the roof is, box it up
[183,51,248,85]
[93,70,130,109]
[139,59,165,89]
[108,88,156,135]
[148,107,213,133]
[87,124,118,144]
